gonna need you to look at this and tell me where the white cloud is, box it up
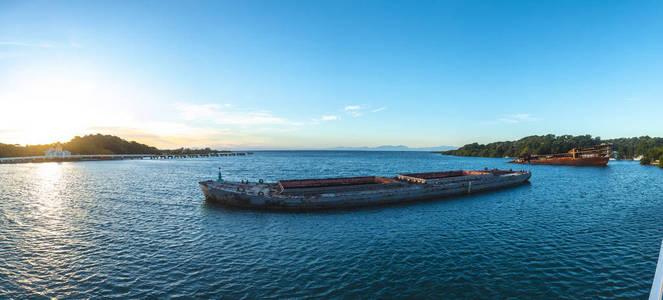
[344,105,384,117]
[177,103,222,121]
[510,113,537,122]
[311,115,340,123]
[0,51,20,60]
[497,118,519,124]
[175,103,296,126]
[482,113,538,125]
[0,65,305,149]
[0,66,266,147]
[0,66,152,144]
[88,122,233,149]
[69,41,83,48]
[0,41,55,48]
[343,105,364,117]
[0,40,85,51]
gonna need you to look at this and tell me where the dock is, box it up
[650,239,663,300]
[0,152,252,164]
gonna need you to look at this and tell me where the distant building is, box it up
[45,144,71,158]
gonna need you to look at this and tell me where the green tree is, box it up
[443,134,663,160]
[0,134,162,158]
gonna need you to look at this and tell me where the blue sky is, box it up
[1,1,662,149]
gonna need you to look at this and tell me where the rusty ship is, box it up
[199,169,531,210]
[509,143,612,166]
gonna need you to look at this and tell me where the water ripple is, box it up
[1,153,662,298]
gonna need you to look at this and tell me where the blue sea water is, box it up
[1,151,662,299]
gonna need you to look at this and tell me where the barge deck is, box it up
[199,169,531,210]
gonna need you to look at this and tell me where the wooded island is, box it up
[441,134,663,167]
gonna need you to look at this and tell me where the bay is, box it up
[1,151,661,298]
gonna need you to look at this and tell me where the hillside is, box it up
[443,134,663,160]
[0,134,161,158]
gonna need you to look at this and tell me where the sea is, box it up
[1,151,662,299]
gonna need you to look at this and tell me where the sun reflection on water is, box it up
[34,163,65,214]
[21,162,86,297]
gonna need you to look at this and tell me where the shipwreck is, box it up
[509,143,612,166]
[199,169,531,210]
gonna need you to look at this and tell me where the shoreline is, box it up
[0,152,251,164]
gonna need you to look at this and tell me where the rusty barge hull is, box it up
[509,143,612,166]
[199,169,531,210]
[509,156,609,166]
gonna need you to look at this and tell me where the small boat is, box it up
[199,169,531,210]
[509,143,612,166]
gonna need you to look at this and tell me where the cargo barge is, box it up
[199,169,531,210]
[509,143,611,166]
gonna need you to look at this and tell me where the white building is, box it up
[45,145,71,158]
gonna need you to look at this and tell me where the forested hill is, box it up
[0,134,161,158]
[442,134,663,160]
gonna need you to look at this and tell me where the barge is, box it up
[199,169,531,210]
[509,143,612,166]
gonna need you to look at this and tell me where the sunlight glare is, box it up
[0,65,135,145]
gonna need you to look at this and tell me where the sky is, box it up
[1,0,662,149]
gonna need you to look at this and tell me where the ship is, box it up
[509,143,612,166]
[199,169,531,210]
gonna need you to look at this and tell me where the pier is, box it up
[650,239,663,300]
[0,152,252,164]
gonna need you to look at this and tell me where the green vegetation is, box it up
[443,134,663,160]
[640,147,663,167]
[0,134,233,158]
[0,134,160,158]
[608,137,663,160]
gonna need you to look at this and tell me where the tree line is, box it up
[442,134,663,163]
[0,134,161,158]
[0,134,234,158]
[640,147,663,167]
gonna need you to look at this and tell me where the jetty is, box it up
[200,169,531,210]
[650,239,663,300]
[0,152,252,164]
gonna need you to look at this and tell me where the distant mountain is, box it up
[331,145,457,152]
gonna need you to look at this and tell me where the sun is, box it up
[0,64,129,145]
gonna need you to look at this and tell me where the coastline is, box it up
[0,152,251,164]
